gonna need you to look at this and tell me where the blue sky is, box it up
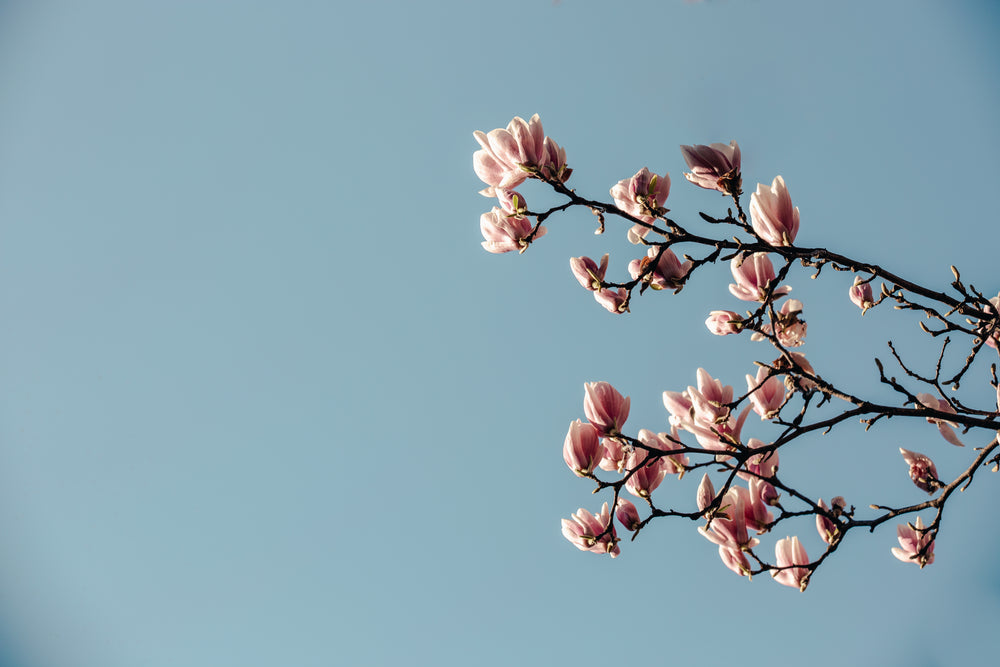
[0,1,998,665]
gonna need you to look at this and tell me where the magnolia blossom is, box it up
[696,474,716,513]
[741,438,779,479]
[742,482,774,534]
[496,189,527,216]
[609,167,671,243]
[706,310,743,336]
[473,114,570,197]
[594,287,629,314]
[891,516,935,568]
[773,536,810,591]
[774,352,818,392]
[746,367,787,420]
[751,298,807,347]
[583,381,630,437]
[597,437,628,473]
[729,253,791,302]
[679,141,741,195]
[718,546,752,577]
[816,497,846,545]
[664,379,751,453]
[561,503,620,558]
[749,176,800,246]
[981,293,1000,350]
[915,393,965,447]
[627,247,691,290]
[623,450,667,499]
[849,277,875,314]
[562,420,602,477]
[480,207,546,254]
[615,498,642,532]
[899,448,941,494]
[570,254,609,291]
[698,487,759,552]
[637,428,688,478]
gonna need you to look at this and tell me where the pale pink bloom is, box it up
[752,298,807,347]
[496,189,528,216]
[815,497,846,545]
[718,545,752,577]
[624,450,667,499]
[637,428,688,478]
[729,253,791,302]
[891,516,935,568]
[473,114,570,197]
[562,420,602,477]
[615,498,642,532]
[688,368,733,426]
[662,390,693,428]
[706,310,744,336]
[756,479,780,507]
[598,437,628,473]
[696,474,716,513]
[899,448,941,494]
[627,247,692,290]
[594,287,629,314]
[480,207,546,254]
[609,167,671,243]
[849,277,875,314]
[746,367,787,420]
[740,438,779,480]
[570,254,609,291]
[741,482,774,534]
[772,536,810,591]
[749,176,799,246]
[665,382,749,451]
[583,381,630,437]
[698,488,759,552]
[775,352,818,392]
[561,503,620,558]
[679,141,741,195]
[915,393,965,447]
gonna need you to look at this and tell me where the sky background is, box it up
[0,1,998,665]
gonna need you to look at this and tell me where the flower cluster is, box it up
[471,117,994,592]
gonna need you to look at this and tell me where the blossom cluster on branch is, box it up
[473,114,1000,591]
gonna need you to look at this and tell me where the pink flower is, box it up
[729,253,790,302]
[749,176,799,246]
[980,293,1000,350]
[598,437,628,474]
[583,381,630,437]
[899,448,941,494]
[688,368,733,426]
[615,498,642,532]
[706,310,743,336]
[741,438,779,479]
[698,487,758,552]
[915,393,965,447]
[594,287,629,314]
[680,141,741,195]
[562,420,602,477]
[718,546,752,577]
[570,254,609,291]
[891,516,935,568]
[561,503,620,558]
[696,474,716,513]
[473,114,570,197]
[849,277,875,314]
[627,247,691,290]
[772,536,810,591]
[480,207,546,254]
[624,449,667,499]
[746,367,787,420]
[751,298,807,347]
[774,352,819,392]
[496,189,528,216]
[609,167,671,244]
[815,497,846,545]
[637,428,688,479]
[742,481,774,534]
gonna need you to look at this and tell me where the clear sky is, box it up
[0,1,998,666]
